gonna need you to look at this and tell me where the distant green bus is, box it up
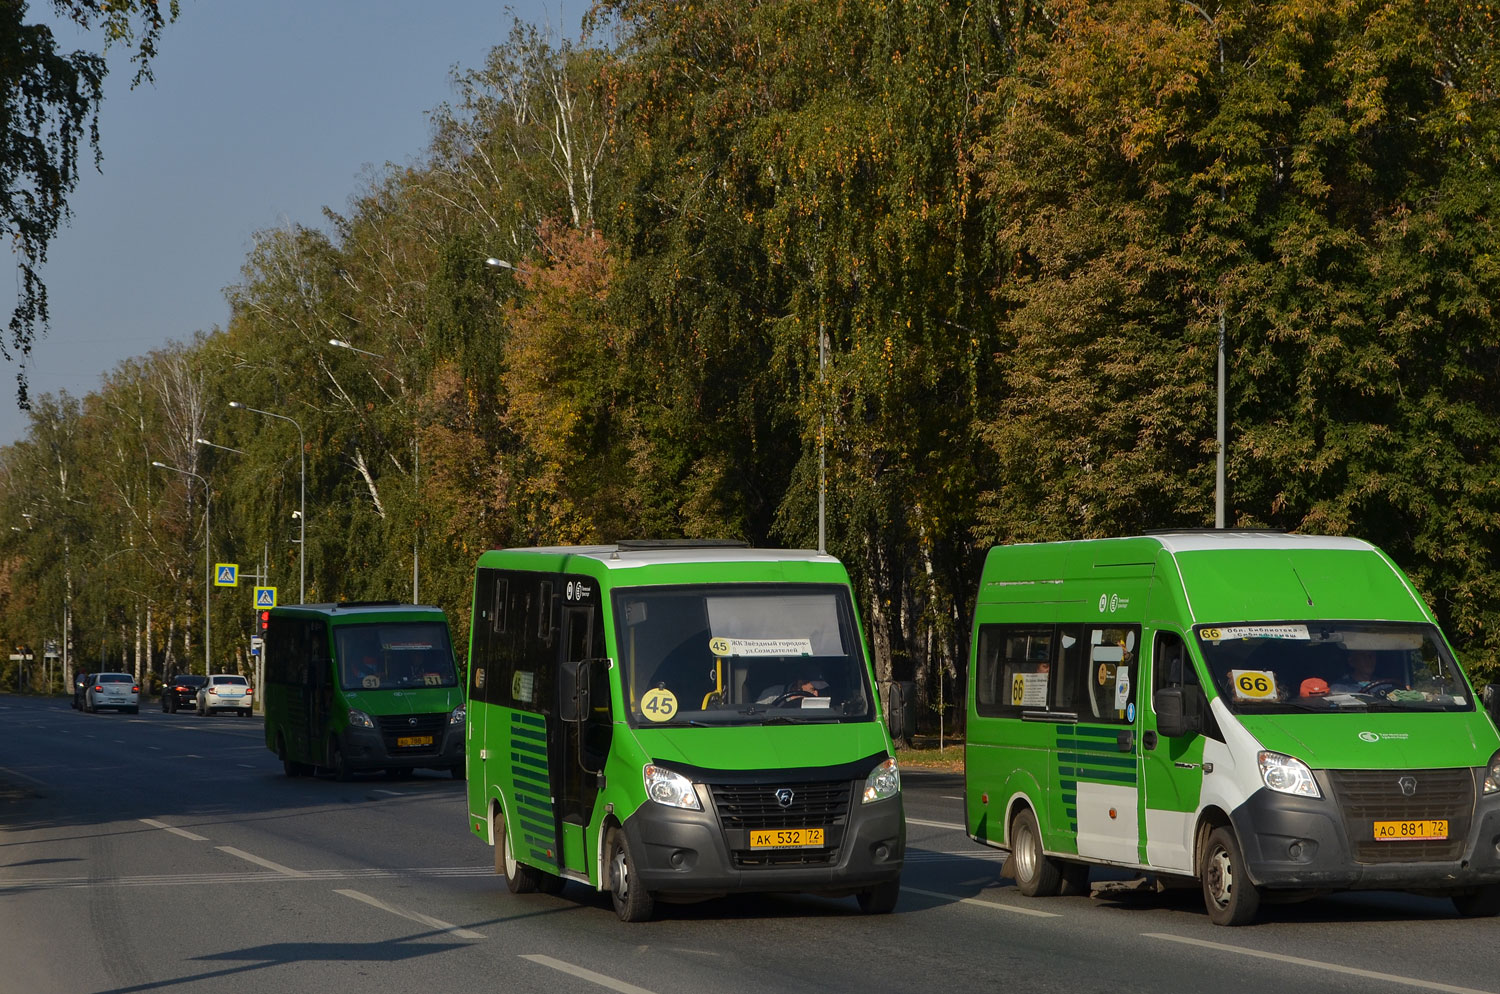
[263,602,466,780]
[464,541,905,921]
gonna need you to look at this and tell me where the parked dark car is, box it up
[71,672,93,710]
[161,673,207,713]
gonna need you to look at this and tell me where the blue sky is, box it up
[2,0,571,447]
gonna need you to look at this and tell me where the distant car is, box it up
[71,671,93,710]
[160,673,207,713]
[197,674,253,716]
[85,673,140,714]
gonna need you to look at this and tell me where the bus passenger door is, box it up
[1141,629,1206,873]
[1072,625,1141,864]
[557,600,608,878]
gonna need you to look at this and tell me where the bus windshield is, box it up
[615,584,875,726]
[1195,620,1474,714]
[334,621,457,691]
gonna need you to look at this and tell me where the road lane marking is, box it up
[1145,933,1497,994]
[237,764,256,769]
[904,886,1061,918]
[216,846,309,878]
[0,866,491,891]
[907,817,965,830]
[0,764,47,786]
[372,789,406,796]
[336,889,484,939]
[521,954,659,994]
[140,818,209,842]
[904,848,1007,863]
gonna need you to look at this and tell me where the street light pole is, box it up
[228,403,305,603]
[151,461,211,673]
[328,338,419,603]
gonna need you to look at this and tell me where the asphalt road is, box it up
[1,693,1495,994]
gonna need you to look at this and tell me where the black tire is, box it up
[495,809,544,894]
[607,827,655,922]
[1452,885,1500,917]
[161,696,169,713]
[450,762,466,780]
[128,706,139,715]
[1010,808,1064,897]
[1058,860,1091,896]
[330,742,353,782]
[278,735,307,777]
[857,877,901,914]
[1202,825,1261,926]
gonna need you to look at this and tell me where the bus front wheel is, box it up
[1202,825,1261,926]
[1010,809,1064,897]
[856,877,900,914]
[607,827,655,922]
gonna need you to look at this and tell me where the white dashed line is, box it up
[216,846,309,878]
[520,954,659,994]
[336,889,484,939]
[904,886,1061,918]
[140,818,209,842]
[1144,933,1497,994]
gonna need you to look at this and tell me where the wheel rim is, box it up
[1206,844,1233,908]
[503,821,519,879]
[1014,821,1038,883]
[612,843,630,902]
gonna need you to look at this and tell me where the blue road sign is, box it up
[254,586,277,609]
[214,563,239,587]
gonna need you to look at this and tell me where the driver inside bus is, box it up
[1330,650,1379,693]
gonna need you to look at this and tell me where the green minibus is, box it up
[464,541,905,921]
[263,602,465,780]
[965,532,1500,925]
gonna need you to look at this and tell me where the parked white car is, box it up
[84,673,140,714]
[197,674,253,716]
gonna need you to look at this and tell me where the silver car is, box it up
[84,673,140,714]
[197,674,253,716]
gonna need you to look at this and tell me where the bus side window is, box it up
[974,625,1054,718]
[1087,625,1139,724]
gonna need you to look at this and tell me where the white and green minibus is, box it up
[464,541,905,921]
[965,532,1500,925]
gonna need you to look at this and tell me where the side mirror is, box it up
[1484,684,1500,725]
[1153,687,1203,738]
[559,659,590,722]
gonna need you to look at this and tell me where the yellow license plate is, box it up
[1373,819,1448,841]
[395,735,433,748]
[749,828,824,849]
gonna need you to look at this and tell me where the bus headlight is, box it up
[348,708,375,729]
[1258,750,1321,798]
[449,704,466,725]
[644,764,701,810]
[863,756,900,803]
[1484,750,1500,795]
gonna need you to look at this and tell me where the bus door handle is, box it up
[1117,730,1134,752]
[1142,730,1157,750]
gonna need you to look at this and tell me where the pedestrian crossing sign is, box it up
[214,563,239,587]
[254,586,277,609]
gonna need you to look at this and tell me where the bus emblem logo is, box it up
[774,788,795,808]
[1399,776,1417,797]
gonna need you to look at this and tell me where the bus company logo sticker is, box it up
[566,582,592,601]
[640,687,678,722]
[1099,593,1129,613]
[1099,595,1108,613]
[1358,731,1410,743]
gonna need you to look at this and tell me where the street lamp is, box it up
[228,402,305,603]
[484,257,531,275]
[150,461,211,673]
[196,437,246,456]
[327,338,419,603]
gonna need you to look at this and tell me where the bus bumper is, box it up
[620,792,904,898]
[1229,772,1500,893]
[338,720,465,772]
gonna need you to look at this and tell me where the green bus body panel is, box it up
[633,722,892,772]
[1170,547,1433,625]
[508,710,561,872]
[1240,711,1496,770]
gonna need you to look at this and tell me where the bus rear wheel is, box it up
[607,827,654,922]
[496,809,545,894]
[1202,826,1261,926]
[1010,809,1064,897]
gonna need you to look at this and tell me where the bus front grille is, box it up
[708,780,853,867]
[376,713,447,753]
[1326,768,1473,863]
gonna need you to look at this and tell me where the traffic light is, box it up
[259,610,270,632]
